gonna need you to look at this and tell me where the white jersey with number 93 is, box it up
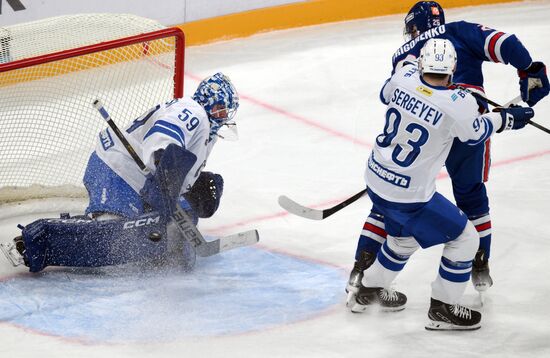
[365,64,503,203]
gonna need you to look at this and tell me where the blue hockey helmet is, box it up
[193,72,239,139]
[404,1,445,40]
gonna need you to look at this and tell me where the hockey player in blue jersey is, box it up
[348,1,550,300]
[349,38,534,330]
[0,72,239,273]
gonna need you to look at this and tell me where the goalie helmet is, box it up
[193,72,239,140]
[418,38,457,76]
[404,1,445,40]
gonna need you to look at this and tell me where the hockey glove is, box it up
[518,61,550,106]
[140,144,197,217]
[183,171,224,218]
[495,105,535,133]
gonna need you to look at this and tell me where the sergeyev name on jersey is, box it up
[366,64,499,203]
[352,38,534,331]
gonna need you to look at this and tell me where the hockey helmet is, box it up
[418,38,457,76]
[404,1,445,40]
[193,72,239,139]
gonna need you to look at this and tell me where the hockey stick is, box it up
[278,188,368,220]
[92,99,259,257]
[278,88,538,221]
[455,85,550,135]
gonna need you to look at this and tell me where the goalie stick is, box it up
[92,99,259,257]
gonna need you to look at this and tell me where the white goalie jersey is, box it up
[365,64,504,203]
[94,97,215,195]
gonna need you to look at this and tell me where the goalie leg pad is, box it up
[21,213,173,272]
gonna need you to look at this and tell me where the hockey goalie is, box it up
[1,72,258,272]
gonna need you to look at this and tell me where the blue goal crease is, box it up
[0,247,343,343]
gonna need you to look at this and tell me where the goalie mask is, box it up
[193,72,239,140]
[404,1,445,41]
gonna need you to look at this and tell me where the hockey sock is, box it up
[470,214,492,259]
[355,212,386,260]
[431,222,478,304]
[362,238,417,288]
[431,257,473,304]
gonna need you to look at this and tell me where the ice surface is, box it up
[1,1,550,357]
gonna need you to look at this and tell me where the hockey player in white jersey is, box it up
[1,72,239,273]
[349,39,534,330]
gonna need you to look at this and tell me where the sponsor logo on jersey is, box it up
[390,87,444,128]
[99,128,114,150]
[368,155,410,188]
[123,215,161,229]
[416,86,433,96]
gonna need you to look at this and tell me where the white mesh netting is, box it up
[0,14,184,203]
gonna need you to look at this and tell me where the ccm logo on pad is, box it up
[123,216,160,229]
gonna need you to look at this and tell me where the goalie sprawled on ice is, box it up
[1,72,258,273]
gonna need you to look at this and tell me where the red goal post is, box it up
[0,14,185,203]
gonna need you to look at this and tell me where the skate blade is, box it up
[425,320,481,331]
[350,301,405,313]
[0,242,24,267]
[477,291,485,307]
[346,291,357,308]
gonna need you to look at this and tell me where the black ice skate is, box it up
[471,249,493,292]
[0,236,27,267]
[425,298,481,331]
[345,250,376,307]
[350,286,407,313]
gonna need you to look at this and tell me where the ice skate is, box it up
[0,236,26,267]
[471,249,493,292]
[350,285,407,313]
[345,250,376,306]
[425,298,481,331]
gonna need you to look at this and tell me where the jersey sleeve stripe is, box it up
[465,117,493,146]
[484,31,506,63]
[493,33,513,64]
[143,120,185,147]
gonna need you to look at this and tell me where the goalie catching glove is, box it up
[184,171,224,218]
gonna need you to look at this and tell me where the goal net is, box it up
[0,14,185,203]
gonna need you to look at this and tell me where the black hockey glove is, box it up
[183,171,224,218]
[518,61,550,106]
[495,105,535,133]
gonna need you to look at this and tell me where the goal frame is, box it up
[0,27,185,97]
[0,26,185,203]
